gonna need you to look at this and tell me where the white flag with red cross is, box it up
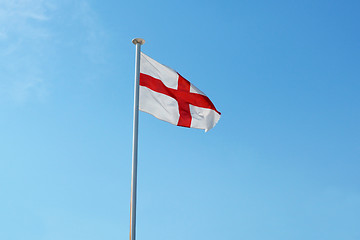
[139,52,221,132]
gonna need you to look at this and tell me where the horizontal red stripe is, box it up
[140,73,221,115]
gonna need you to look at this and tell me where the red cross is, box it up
[140,73,220,128]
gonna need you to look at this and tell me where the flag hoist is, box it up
[129,38,221,240]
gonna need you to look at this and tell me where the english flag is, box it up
[139,52,221,132]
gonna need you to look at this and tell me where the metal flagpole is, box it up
[130,38,145,240]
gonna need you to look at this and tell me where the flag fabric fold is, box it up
[139,52,221,132]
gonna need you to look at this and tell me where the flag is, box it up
[139,52,221,132]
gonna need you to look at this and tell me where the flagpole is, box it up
[130,38,145,240]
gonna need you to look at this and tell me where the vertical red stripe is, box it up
[176,74,192,127]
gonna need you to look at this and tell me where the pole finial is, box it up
[132,38,145,45]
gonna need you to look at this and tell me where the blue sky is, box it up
[1,0,359,239]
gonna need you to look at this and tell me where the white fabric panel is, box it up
[189,83,206,95]
[140,53,178,89]
[189,105,221,132]
[139,86,180,125]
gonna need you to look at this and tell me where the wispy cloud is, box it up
[0,0,52,39]
[0,0,54,103]
[0,0,106,104]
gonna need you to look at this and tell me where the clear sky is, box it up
[1,0,359,239]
